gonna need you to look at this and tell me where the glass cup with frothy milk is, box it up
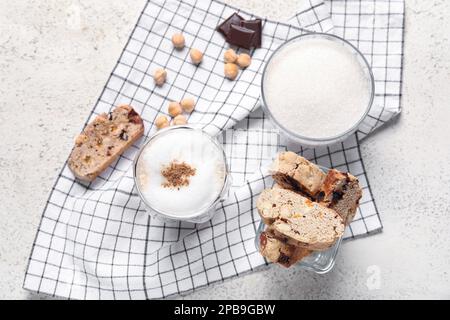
[133,126,231,223]
[261,33,374,147]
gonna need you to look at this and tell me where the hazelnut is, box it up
[171,33,185,49]
[236,53,251,68]
[172,114,187,126]
[224,63,239,80]
[190,48,203,65]
[224,48,237,63]
[180,97,195,113]
[155,115,169,129]
[153,68,167,86]
[168,101,182,117]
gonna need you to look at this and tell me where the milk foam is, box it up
[264,37,371,139]
[137,128,226,217]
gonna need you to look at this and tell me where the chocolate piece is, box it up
[119,130,128,141]
[217,13,263,49]
[227,24,256,49]
[217,12,244,37]
[240,19,262,47]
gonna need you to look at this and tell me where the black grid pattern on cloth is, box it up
[327,0,405,138]
[23,0,404,299]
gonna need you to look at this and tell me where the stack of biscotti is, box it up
[256,151,363,268]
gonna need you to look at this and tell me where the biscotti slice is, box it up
[270,151,326,197]
[259,229,311,268]
[317,169,363,225]
[68,105,144,182]
[257,188,344,250]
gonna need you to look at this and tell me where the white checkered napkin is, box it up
[23,0,404,299]
[326,0,405,138]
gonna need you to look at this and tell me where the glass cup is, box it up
[133,125,231,223]
[260,32,375,147]
[254,221,343,274]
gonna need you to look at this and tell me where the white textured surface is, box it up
[0,0,449,299]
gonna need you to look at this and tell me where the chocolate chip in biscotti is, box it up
[317,169,362,226]
[277,252,290,265]
[68,104,144,182]
[332,191,344,202]
[127,108,142,124]
[106,145,114,156]
[119,130,128,141]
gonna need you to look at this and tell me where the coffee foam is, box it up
[137,128,226,217]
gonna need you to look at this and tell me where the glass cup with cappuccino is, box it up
[133,126,231,223]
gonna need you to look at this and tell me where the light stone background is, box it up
[0,0,449,300]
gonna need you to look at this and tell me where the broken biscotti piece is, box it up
[270,151,326,197]
[68,105,144,182]
[259,228,312,268]
[257,188,345,250]
[317,169,363,225]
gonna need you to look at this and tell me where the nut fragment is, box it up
[155,115,169,129]
[190,48,203,65]
[236,53,251,68]
[153,68,167,86]
[171,33,185,49]
[172,114,187,126]
[180,97,195,113]
[96,113,108,123]
[168,101,182,117]
[75,134,88,146]
[224,63,239,80]
[224,48,237,63]
[83,155,91,164]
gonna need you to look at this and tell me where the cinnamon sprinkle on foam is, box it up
[161,161,196,189]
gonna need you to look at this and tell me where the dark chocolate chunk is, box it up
[316,191,325,202]
[217,13,264,49]
[119,130,128,141]
[217,12,244,37]
[240,19,262,47]
[277,252,291,265]
[128,108,138,119]
[128,108,142,124]
[332,191,344,203]
[107,145,114,156]
[227,24,256,49]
